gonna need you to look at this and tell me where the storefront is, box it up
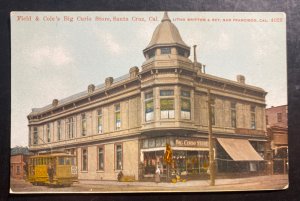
[140,136,209,179]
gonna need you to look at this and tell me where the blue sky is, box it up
[11,12,287,147]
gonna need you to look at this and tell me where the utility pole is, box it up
[207,88,215,186]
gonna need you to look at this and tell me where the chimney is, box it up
[193,45,197,63]
[129,66,139,78]
[105,77,114,87]
[88,84,95,93]
[236,75,245,84]
[52,99,58,107]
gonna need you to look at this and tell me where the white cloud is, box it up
[30,46,73,67]
[93,28,123,54]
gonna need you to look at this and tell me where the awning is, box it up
[217,138,264,161]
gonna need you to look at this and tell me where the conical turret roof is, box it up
[144,12,189,52]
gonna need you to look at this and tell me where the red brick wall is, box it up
[10,155,25,179]
[266,105,288,128]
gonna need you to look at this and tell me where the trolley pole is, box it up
[207,89,215,186]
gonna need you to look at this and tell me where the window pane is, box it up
[160,90,174,96]
[148,139,155,148]
[161,47,171,54]
[181,90,190,97]
[116,145,122,170]
[98,115,102,134]
[145,92,153,99]
[181,99,191,111]
[98,148,104,170]
[160,99,174,110]
[148,49,155,58]
[58,157,64,165]
[82,149,88,171]
[142,139,148,148]
[178,47,185,56]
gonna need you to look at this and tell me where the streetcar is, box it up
[27,153,78,187]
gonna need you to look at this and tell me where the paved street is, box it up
[10,174,288,193]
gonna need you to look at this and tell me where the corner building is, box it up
[28,12,268,181]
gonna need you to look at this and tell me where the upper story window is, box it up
[57,120,62,141]
[46,124,51,142]
[231,102,237,128]
[148,49,155,58]
[66,117,75,139]
[266,115,269,125]
[250,105,256,129]
[211,99,216,126]
[81,113,87,136]
[160,90,175,119]
[181,90,191,120]
[277,113,282,122]
[145,91,154,122]
[161,47,171,54]
[115,104,121,130]
[33,127,38,145]
[97,109,103,134]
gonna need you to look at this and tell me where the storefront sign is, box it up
[175,139,208,147]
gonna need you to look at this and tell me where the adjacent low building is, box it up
[266,105,288,174]
[28,12,268,181]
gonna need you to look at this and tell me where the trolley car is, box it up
[27,153,78,186]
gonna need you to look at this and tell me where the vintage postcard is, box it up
[10,11,288,193]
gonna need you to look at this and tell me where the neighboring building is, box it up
[266,105,288,174]
[11,154,28,179]
[11,147,30,179]
[27,12,268,181]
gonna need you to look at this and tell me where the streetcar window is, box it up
[58,157,64,165]
[65,157,71,165]
[71,158,75,165]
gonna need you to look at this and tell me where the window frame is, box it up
[67,117,75,139]
[33,127,38,145]
[81,148,88,172]
[115,104,121,130]
[97,146,105,171]
[277,113,282,123]
[145,91,154,122]
[159,89,175,120]
[231,102,237,128]
[250,105,256,129]
[211,99,216,126]
[97,109,103,134]
[81,113,87,136]
[57,120,62,141]
[46,123,51,142]
[115,143,123,171]
[180,90,191,120]
[160,47,171,54]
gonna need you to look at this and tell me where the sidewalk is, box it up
[78,174,288,188]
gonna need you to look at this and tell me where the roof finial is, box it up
[161,11,171,22]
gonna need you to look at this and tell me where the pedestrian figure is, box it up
[155,166,160,183]
[117,171,123,182]
[47,164,54,183]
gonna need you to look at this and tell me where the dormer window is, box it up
[161,47,171,54]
